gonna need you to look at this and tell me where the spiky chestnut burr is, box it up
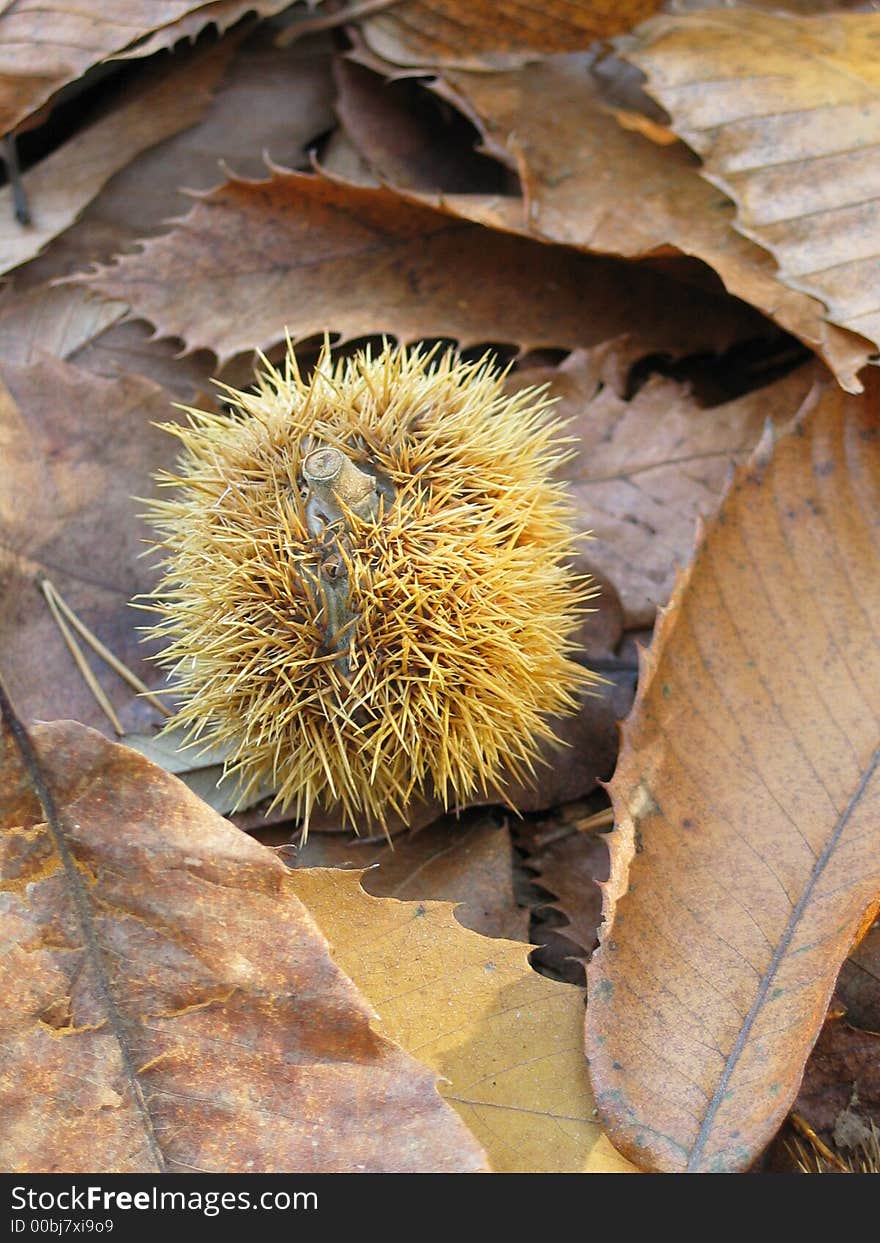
[144,343,597,830]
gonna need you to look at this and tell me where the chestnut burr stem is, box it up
[303,446,380,531]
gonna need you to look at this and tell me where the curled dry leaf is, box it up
[516,346,819,627]
[432,55,872,392]
[14,30,335,293]
[0,713,486,1172]
[0,357,183,737]
[73,169,767,365]
[0,1,254,136]
[622,9,880,358]
[521,820,610,968]
[358,0,665,70]
[16,31,335,402]
[116,0,303,61]
[586,375,880,1172]
[79,33,336,245]
[0,42,232,278]
[7,29,335,387]
[332,57,512,195]
[288,866,637,1173]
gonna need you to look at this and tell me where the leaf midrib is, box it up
[687,741,880,1170]
[0,682,166,1171]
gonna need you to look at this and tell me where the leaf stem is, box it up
[38,574,173,723]
[39,577,125,735]
[2,134,30,225]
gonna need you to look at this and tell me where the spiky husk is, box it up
[145,343,596,830]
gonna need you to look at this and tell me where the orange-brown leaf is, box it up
[359,0,665,70]
[0,714,487,1173]
[586,375,880,1172]
[622,10,880,361]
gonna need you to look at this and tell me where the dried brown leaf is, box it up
[433,55,872,392]
[332,57,511,194]
[836,921,880,1034]
[123,728,277,819]
[6,31,334,398]
[72,169,768,365]
[0,44,231,278]
[523,347,819,626]
[0,713,486,1172]
[0,357,183,736]
[82,34,336,244]
[586,375,880,1172]
[792,1016,880,1149]
[0,1,261,136]
[116,0,301,61]
[69,321,249,406]
[319,127,379,185]
[14,31,334,296]
[358,0,665,70]
[524,823,610,966]
[0,286,125,366]
[291,814,530,942]
[622,10,880,360]
[288,865,638,1172]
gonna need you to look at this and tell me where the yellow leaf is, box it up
[289,867,637,1172]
